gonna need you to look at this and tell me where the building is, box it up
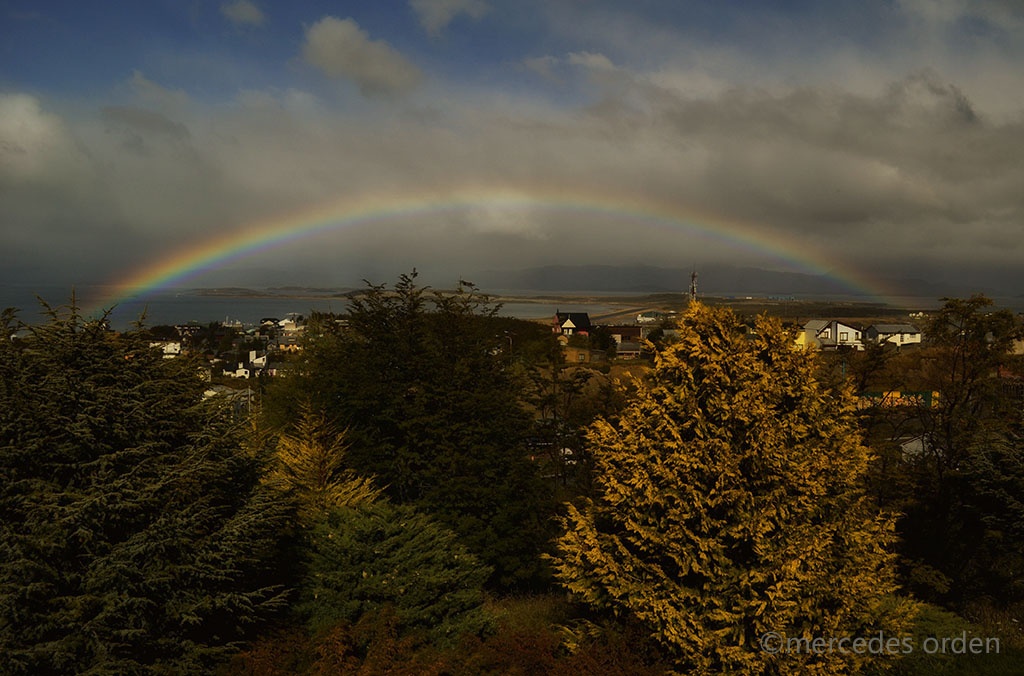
[615,341,642,359]
[603,325,642,344]
[562,344,596,363]
[149,341,182,358]
[553,311,592,337]
[858,390,940,409]
[864,323,922,348]
[636,311,665,324]
[796,319,864,350]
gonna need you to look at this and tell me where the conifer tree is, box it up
[267,405,381,524]
[0,304,290,674]
[263,401,493,650]
[550,303,912,674]
[896,296,1024,606]
[298,501,493,646]
[265,271,553,588]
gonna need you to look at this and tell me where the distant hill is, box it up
[471,264,947,297]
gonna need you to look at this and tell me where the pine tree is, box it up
[297,501,493,647]
[0,304,291,674]
[550,303,913,675]
[265,271,554,588]
[266,405,381,524]
[259,399,493,651]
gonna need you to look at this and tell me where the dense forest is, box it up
[2,279,1023,675]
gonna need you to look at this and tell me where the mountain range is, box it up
[471,264,947,298]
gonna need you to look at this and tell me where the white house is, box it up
[865,324,922,348]
[899,435,934,459]
[796,319,864,350]
[150,341,182,358]
[636,311,664,324]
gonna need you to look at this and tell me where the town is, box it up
[6,276,1024,674]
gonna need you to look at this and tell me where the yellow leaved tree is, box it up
[267,405,381,524]
[550,303,915,675]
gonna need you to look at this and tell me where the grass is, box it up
[866,603,1024,676]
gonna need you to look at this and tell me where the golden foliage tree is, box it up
[550,303,913,674]
[268,405,381,524]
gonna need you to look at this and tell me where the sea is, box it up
[0,285,630,331]
[2,284,1020,332]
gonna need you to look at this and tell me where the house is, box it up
[899,435,933,459]
[615,341,642,359]
[278,313,305,332]
[796,319,864,350]
[265,361,291,378]
[277,333,302,353]
[553,311,591,337]
[636,311,665,324]
[858,391,940,409]
[150,341,182,358]
[603,325,643,344]
[562,344,595,363]
[865,323,922,348]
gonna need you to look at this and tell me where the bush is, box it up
[298,501,493,646]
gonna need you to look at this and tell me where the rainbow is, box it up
[90,185,893,314]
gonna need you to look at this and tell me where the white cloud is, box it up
[0,94,84,180]
[221,0,265,27]
[301,16,422,96]
[567,51,617,72]
[410,0,488,37]
[519,52,618,85]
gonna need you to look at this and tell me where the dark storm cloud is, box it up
[556,64,1024,267]
[3,0,1024,292]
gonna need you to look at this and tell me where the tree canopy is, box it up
[0,304,290,673]
[883,296,1024,607]
[264,272,554,588]
[550,303,913,674]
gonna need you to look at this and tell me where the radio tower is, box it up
[688,268,698,302]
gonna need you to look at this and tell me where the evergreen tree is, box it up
[895,296,1024,606]
[550,303,912,674]
[297,501,493,647]
[257,401,493,653]
[0,304,290,674]
[265,272,553,588]
[917,295,1021,473]
[266,405,381,524]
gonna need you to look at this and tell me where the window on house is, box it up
[840,332,849,341]
[578,354,586,362]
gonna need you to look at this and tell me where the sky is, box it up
[2,0,1024,298]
